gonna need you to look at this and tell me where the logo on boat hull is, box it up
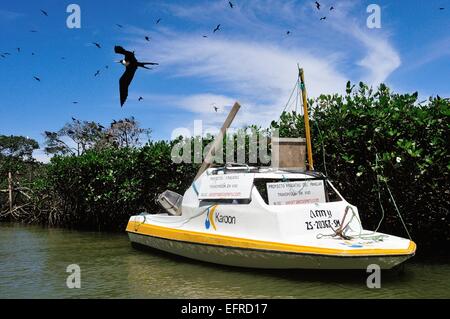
[205,205,218,230]
[205,205,237,230]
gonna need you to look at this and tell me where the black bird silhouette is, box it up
[156,18,162,24]
[330,6,335,11]
[30,30,38,33]
[439,7,445,10]
[213,24,221,33]
[92,42,101,49]
[315,1,321,10]
[17,48,21,53]
[71,117,78,122]
[114,45,159,107]
[145,36,151,41]
[229,1,234,8]
[116,24,123,28]
[0,54,6,58]
[40,9,48,16]
[138,97,144,101]
[203,35,208,38]
[94,70,101,77]
[286,31,291,35]
[320,16,327,21]
[3,52,11,56]
[213,106,219,112]
[105,65,109,69]
[33,76,41,82]
[72,102,78,104]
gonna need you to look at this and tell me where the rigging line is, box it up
[384,179,413,240]
[374,154,385,232]
[281,79,300,115]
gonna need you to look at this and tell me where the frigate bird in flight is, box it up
[92,42,101,49]
[40,9,48,16]
[213,24,221,33]
[114,45,159,107]
[315,1,321,10]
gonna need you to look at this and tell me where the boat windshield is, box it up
[254,177,342,205]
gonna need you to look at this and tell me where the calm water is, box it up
[0,223,449,299]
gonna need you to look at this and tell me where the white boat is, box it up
[127,71,416,269]
[126,165,416,269]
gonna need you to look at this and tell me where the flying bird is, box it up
[330,6,335,11]
[40,9,48,16]
[320,16,327,20]
[17,48,21,53]
[213,24,221,33]
[30,30,38,33]
[94,70,101,77]
[33,76,41,82]
[229,1,234,8]
[315,1,321,10]
[138,97,144,101]
[156,18,162,24]
[286,31,291,35]
[116,24,123,28]
[439,7,445,10]
[203,35,208,38]
[92,42,101,49]
[72,102,78,104]
[114,45,159,107]
[145,36,151,41]
[213,106,219,112]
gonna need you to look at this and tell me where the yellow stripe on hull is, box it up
[126,221,416,257]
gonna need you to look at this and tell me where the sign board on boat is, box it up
[198,173,254,200]
[267,180,326,205]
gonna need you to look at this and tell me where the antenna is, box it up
[298,66,314,170]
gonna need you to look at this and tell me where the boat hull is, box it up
[127,231,413,270]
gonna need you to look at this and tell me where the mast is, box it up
[299,67,314,171]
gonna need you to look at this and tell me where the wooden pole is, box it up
[194,102,241,181]
[299,68,314,170]
[8,172,13,214]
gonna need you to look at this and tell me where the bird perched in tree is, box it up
[213,24,221,33]
[114,45,159,107]
[92,42,101,49]
[315,1,321,10]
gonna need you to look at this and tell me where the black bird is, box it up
[33,76,41,82]
[72,102,78,104]
[213,106,219,112]
[17,48,21,53]
[439,7,445,10]
[71,117,78,122]
[145,36,151,41]
[213,24,221,33]
[156,18,162,24]
[31,52,35,56]
[138,97,144,101]
[330,6,335,11]
[3,52,11,56]
[116,24,123,28]
[94,70,101,77]
[0,54,5,58]
[105,65,109,69]
[315,1,321,10]
[92,42,101,49]
[30,30,38,33]
[114,45,159,107]
[229,1,234,9]
[286,31,291,35]
[40,9,48,16]
[320,16,327,21]
[203,35,208,38]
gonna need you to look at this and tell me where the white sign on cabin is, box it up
[198,173,254,200]
[267,180,326,205]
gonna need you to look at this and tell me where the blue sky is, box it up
[0,0,449,162]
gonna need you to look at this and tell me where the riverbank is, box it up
[0,223,449,299]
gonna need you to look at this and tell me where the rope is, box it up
[314,121,328,177]
[281,79,300,115]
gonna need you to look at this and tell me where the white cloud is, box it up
[126,0,402,133]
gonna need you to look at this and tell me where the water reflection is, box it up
[0,223,448,298]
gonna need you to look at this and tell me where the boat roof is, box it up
[206,165,326,180]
